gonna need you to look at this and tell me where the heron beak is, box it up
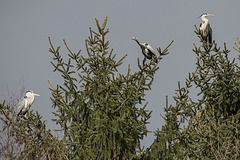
[33,93,40,96]
[208,14,214,17]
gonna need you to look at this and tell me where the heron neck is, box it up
[201,17,208,24]
[134,39,141,46]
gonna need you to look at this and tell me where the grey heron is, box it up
[132,37,157,62]
[16,90,40,119]
[199,13,214,47]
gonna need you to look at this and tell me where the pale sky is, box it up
[1,1,240,147]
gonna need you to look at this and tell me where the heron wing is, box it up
[16,97,27,116]
[208,24,212,44]
[146,44,155,55]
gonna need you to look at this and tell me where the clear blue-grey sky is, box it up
[1,1,240,147]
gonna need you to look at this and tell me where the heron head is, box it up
[200,13,214,19]
[132,37,137,40]
[25,90,40,97]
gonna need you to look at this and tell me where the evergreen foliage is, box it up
[1,17,239,159]
[146,26,240,159]
[0,100,66,159]
[48,17,172,159]
[0,17,172,159]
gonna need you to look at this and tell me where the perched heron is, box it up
[199,13,214,46]
[132,37,157,61]
[16,90,40,119]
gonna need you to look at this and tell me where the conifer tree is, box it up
[0,99,66,159]
[47,17,173,159]
[0,16,173,159]
[146,26,240,159]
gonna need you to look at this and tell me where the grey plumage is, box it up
[132,37,157,61]
[16,90,40,118]
[199,13,214,47]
